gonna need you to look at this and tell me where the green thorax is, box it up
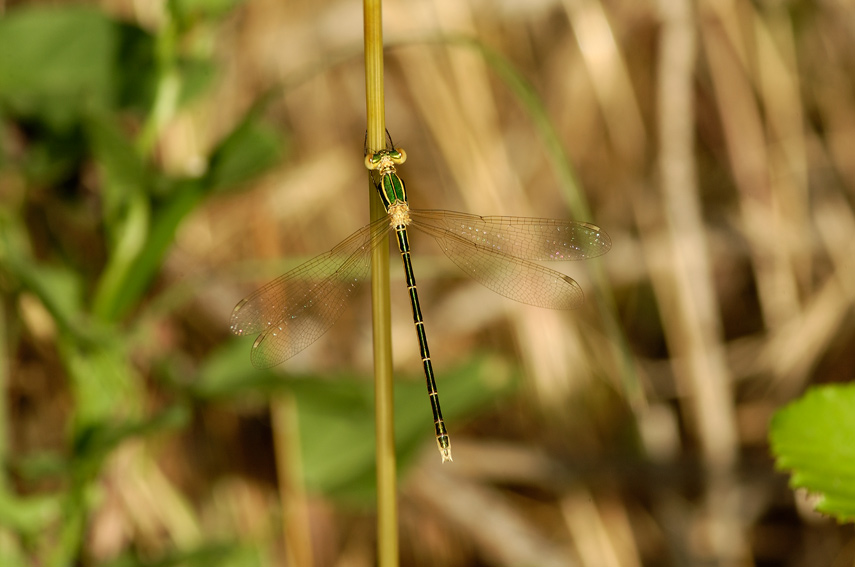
[379,170,407,210]
[365,148,408,212]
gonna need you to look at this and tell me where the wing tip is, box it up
[560,275,585,310]
[249,333,280,369]
[582,223,612,258]
[229,298,252,335]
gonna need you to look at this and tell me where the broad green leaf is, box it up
[770,383,855,522]
[0,6,117,127]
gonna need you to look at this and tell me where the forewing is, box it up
[413,221,585,310]
[230,217,390,368]
[409,210,611,261]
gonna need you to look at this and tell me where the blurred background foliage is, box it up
[1,0,854,566]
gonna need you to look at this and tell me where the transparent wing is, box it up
[410,211,611,309]
[230,217,391,368]
[408,210,611,261]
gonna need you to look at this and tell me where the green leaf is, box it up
[193,345,517,504]
[204,111,284,192]
[100,178,205,321]
[0,489,61,535]
[20,264,84,333]
[91,190,151,321]
[113,22,158,112]
[0,6,118,127]
[770,383,855,522]
[190,339,285,397]
[94,105,284,321]
[13,121,88,186]
[85,114,148,227]
[0,546,30,567]
[85,112,153,322]
[295,355,518,503]
[0,210,85,332]
[0,6,160,127]
[60,336,142,430]
[72,405,189,468]
[177,58,217,106]
[171,0,245,24]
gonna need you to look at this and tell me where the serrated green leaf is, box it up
[770,383,855,522]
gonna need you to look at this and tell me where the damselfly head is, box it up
[364,147,407,174]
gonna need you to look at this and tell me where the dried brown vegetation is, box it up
[5,0,855,565]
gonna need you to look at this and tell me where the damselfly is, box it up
[230,144,611,462]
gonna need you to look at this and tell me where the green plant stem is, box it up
[364,1,398,566]
[137,8,180,157]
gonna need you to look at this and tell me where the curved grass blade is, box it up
[230,217,390,368]
[408,210,611,261]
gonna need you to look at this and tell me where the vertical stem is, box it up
[137,5,180,158]
[363,1,398,566]
[272,395,313,567]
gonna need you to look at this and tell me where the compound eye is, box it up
[391,148,407,164]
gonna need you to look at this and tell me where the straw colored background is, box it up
[3,0,855,565]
